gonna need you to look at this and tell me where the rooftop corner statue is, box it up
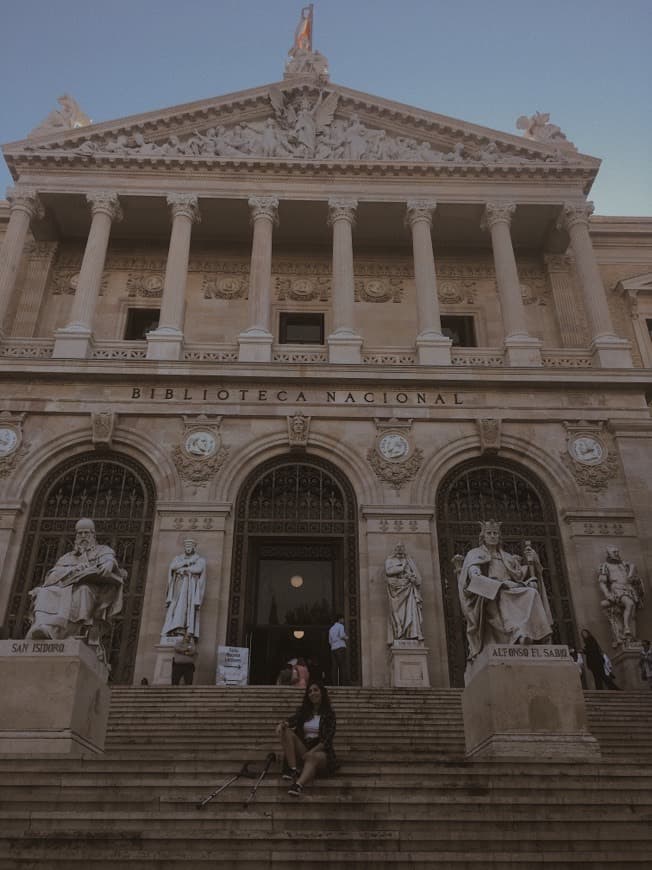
[453,521,553,661]
[26,518,126,662]
[386,543,425,643]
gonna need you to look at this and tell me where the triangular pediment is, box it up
[3,80,599,179]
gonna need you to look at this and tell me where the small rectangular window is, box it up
[441,315,477,348]
[279,312,324,345]
[124,308,160,340]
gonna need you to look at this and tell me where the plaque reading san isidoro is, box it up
[128,387,466,406]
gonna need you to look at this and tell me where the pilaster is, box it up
[11,242,59,337]
[544,254,586,347]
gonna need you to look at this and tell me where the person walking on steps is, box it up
[580,628,617,690]
[275,681,338,798]
[328,613,350,686]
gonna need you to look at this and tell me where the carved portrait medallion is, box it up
[0,427,19,457]
[377,432,410,461]
[184,430,218,458]
[569,435,604,466]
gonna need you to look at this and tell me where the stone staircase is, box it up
[1,687,651,868]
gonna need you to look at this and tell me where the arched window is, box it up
[7,452,155,683]
[436,459,574,687]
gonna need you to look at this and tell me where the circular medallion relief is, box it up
[378,433,410,461]
[0,427,19,457]
[570,435,604,465]
[184,430,217,458]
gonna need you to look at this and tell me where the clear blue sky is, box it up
[1,0,650,215]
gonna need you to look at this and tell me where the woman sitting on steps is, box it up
[275,681,338,797]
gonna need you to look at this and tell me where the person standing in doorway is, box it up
[328,614,349,686]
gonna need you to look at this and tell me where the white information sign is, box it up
[216,645,249,686]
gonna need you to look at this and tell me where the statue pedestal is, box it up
[612,645,645,690]
[0,638,110,756]
[462,644,600,761]
[152,640,177,685]
[389,640,430,688]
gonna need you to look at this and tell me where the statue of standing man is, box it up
[161,539,207,640]
[598,545,644,647]
[386,543,425,643]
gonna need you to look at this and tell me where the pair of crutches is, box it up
[196,752,276,809]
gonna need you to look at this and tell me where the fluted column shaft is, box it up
[328,198,357,335]
[544,254,585,347]
[157,195,200,333]
[406,200,443,337]
[559,202,616,342]
[246,196,278,334]
[482,202,529,341]
[67,193,122,331]
[0,187,44,334]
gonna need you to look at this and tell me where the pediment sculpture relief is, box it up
[516,111,577,152]
[27,89,575,166]
[29,94,92,137]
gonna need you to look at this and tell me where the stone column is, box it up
[238,195,278,363]
[482,201,542,366]
[11,242,59,337]
[327,197,362,364]
[147,194,201,361]
[544,254,585,347]
[53,192,123,358]
[406,200,452,365]
[558,202,631,367]
[0,186,44,337]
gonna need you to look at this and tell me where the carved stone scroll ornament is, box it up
[287,412,310,448]
[354,278,404,304]
[276,276,329,302]
[560,422,618,491]
[203,274,248,300]
[0,411,29,479]
[52,269,109,296]
[172,416,229,486]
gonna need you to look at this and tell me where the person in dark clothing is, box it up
[275,681,337,798]
[580,628,617,690]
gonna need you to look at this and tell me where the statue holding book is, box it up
[453,521,554,661]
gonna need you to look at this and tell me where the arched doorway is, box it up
[7,452,156,683]
[436,458,575,687]
[227,455,359,685]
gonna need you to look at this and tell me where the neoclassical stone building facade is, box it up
[1,45,651,687]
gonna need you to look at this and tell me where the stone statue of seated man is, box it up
[26,518,126,661]
[454,520,554,662]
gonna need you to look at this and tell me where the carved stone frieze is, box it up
[203,274,248,300]
[0,411,29,479]
[126,272,165,298]
[172,416,229,487]
[276,276,329,302]
[560,421,619,492]
[354,278,404,304]
[51,269,109,296]
[437,281,477,304]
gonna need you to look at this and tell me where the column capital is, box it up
[405,200,437,227]
[6,185,44,220]
[558,201,594,232]
[86,191,123,222]
[167,194,201,224]
[328,197,358,227]
[481,201,516,231]
[248,195,279,225]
